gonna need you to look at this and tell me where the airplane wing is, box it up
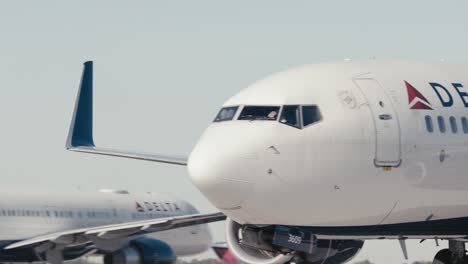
[66,61,187,166]
[5,212,226,250]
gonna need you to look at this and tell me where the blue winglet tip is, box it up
[67,61,95,148]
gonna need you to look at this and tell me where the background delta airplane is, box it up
[0,190,224,264]
[69,60,468,264]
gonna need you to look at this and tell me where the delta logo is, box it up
[405,81,433,110]
[135,201,181,212]
[135,202,145,212]
[405,81,468,110]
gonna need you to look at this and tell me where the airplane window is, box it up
[238,106,280,121]
[302,105,322,127]
[154,203,161,211]
[280,105,301,128]
[437,116,446,133]
[449,116,458,133]
[214,106,239,122]
[425,116,433,133]
[462,117,468,134]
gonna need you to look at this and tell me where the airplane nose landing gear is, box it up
[433,241,467,264]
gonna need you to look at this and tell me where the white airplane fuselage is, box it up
[64,60,468,263]
[0,191,211,256]
[188,60,468,231]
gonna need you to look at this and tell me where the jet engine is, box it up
[104,237,176,264]
[226,218,363,264]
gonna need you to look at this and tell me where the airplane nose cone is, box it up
[188,127,257,209]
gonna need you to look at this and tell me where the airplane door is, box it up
[354,78,401,167]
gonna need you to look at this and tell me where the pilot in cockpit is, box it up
[267,111,278,120]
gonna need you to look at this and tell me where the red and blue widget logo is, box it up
[405,80,468,110]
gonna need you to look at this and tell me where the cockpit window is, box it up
[234,104,322,129]
[280,105,301,128]
[238,106,280,121]
[213,106,238,122]
[302,105,322,126]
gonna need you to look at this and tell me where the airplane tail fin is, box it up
[65,61,188,166]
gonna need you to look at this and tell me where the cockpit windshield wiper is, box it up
[255,116,274,120]
[242,115,274,121]
[241,115,258,121]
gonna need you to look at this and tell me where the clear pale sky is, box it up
[0,1,466,263]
